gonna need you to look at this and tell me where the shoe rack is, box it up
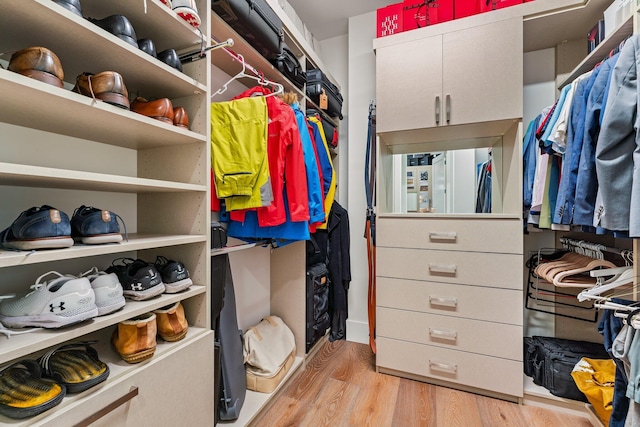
[0,0,213,425]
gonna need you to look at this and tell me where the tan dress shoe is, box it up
[154,302,188,342]
[111,313,157,364]
[8,47,64,88]
[72,71,130,109]
[131,97,174,125]
[173,107,189,129]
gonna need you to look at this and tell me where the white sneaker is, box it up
[79,267,126,316]
[0,272,98,328]
[172,0,201,28]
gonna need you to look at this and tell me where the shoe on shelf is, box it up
[131,97,174,125]
[154,302,188,342]
[173,107,189,129]
[39,341,109,393]
[172,0,201,28]
[87,15,138,48]
[8,47,64,88]
[106,258,165,301]
[70,205,126,244]
[51,0,82,17]
[0,360,66,420]
[157,48,183,72]
[0,271,98,329]
[111,313,157,364]
[159,0,172,8]
[0,205,74,251]
[137,38,157,58]
[72,72,130,110]
[79,267,126,316]
[154,256,193,293]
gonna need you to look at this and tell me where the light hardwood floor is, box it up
[256,340,594,427]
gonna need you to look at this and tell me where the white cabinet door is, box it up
[442,17,523,126]
[376,34,443,133]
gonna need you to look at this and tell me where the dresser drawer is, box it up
[377,247,522,289]
[377,337,523,397]
[377,217,522,254]
[377,307,522,360]
[377,277,522,325]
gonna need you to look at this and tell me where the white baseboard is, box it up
[346,319,369,344]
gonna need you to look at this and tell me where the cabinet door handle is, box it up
[73,386,139,427]
[435,96,441,125]
[446,94,451,124]
[429,263,457,274]
[429,296,458,308]
[429,231,457,241]
[429,328,457,341]
[429,360,458,374]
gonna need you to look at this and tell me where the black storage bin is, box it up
[212,0,284,60]
[306,68,344,120]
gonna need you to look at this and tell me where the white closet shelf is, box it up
[558,13,634,88]
[0,287,206,366]
[209,12,305,100]
[0,162,206,194]
[0,234,207,268]
[0,70,206,150]
[0,0,207,99]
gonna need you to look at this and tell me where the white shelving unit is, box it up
[0,0,214,425]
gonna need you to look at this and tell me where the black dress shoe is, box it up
[87,15,138,48]
[158,49,182,72]
[138,38,157,58]
[51,0,82,17]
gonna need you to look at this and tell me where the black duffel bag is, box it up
[271,45,305,90]
[212,0,284,60]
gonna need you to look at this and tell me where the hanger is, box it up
[577,267,634,301]
[211,53,284,99]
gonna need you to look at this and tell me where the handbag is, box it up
[243,315,296,393]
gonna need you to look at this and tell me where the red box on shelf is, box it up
[454,0,482,19]
[403,0,454,30]
[377,2,404,38]
[494,0,524,9]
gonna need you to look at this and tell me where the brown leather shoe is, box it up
[173,107,189,129]
[8,47,64,88]
[72,71,130,109]
[111,313,157,364]
[131,97,174,125]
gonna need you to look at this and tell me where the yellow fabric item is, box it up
[571,357,616,427]
[210,97,272,211]
[308,116,336,230]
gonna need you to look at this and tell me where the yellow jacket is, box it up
[308,116,336,230]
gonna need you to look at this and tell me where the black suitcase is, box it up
[212,255,246,421]
[306,68,343,120]
[212,0,284,60]
[307,108,339,148]
[272,45,305,90]
[306,262,330,352]
[524,336,609,401]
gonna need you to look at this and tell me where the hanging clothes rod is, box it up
[559,237,629,257]
[180,37,234,63]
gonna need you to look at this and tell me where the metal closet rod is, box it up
[559,237,628,256]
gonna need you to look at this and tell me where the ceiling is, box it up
[287,0,390,40]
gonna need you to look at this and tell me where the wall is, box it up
[345,11,377,344]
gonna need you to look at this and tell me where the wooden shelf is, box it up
[558,13,634,88]
[0,287,206,365]
[0,234,207,268]
[211,241,270,257]
[0,70,206,150]
[0,0,207,99]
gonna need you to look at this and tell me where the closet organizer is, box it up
[208,4,343,425]
[0,0,213,425]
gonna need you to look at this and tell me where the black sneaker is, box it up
[106,258,164,301]
[154,256,193,293]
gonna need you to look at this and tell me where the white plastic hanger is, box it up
[577,267,635,302]
[211,53,284,99]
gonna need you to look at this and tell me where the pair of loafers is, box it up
[131,97,189,129]
[137,39,183,72]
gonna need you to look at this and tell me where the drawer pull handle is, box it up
[429,231,457,241]
[429,328,457,341]
[435,96,441,125]
[429,264,457,274]
[429,296,458,308]
[429,360,458,374]
[73,386,139,427]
